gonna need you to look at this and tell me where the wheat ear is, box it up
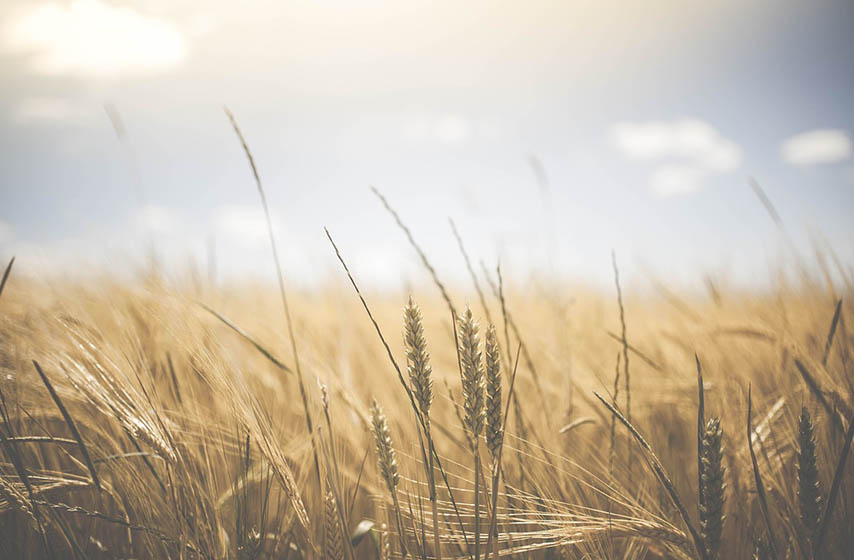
[796,407,822,545]
[324,492,345,560]
[370,399,407,556]
[403,297,441,559]
[458,307,485,559]
[699,417,726,560]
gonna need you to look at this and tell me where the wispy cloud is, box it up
[12,96,91,124]
[781,129,852,166]
[213,205,280,244]
[402,113,479,146]
[648,164,706,197]
[135,205,176,235]
[0,221,13,245]
[610,119,742,196]
[1,0,186,76]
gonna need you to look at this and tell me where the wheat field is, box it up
[0,225,852,560]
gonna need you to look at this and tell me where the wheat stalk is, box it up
[458,307,485,559]
[403,297,442,559]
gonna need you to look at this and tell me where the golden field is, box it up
[0,250,851,559]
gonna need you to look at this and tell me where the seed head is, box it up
[370,399,400,492]
[404,297,433,418]
[458,307,485,447]
[699,417,726,560]
[484,323,503,459]
[324,491,345,560]
[797,407,822,543]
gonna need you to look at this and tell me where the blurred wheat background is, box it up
[0,204,852,558]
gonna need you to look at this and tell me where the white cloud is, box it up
[1,0,186,76]
[781,129,852,166]
[435,115,471,145]
[12,97,90,123]
[135,205,175,234]
[402,113,472,145]
[0,221,13,245]
[649,164,705,197]
[610,118,742,196]
[214,205,280,244]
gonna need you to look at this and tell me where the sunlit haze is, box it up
[2,0,852,290]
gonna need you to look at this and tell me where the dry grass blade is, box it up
[593,391,707,560]
[814,412,854,556]
[224,106,321,488]
[747,386,779,560]
[611,252,630,427]
[371,186,456,315]
[0,256,13,300]
[748,177,784,231]
[325,227,471,553]
[559,417,594,434]
[793,358,846,433]
[449,219,493,325]
[605,331,664,374]
[821,298,842,368]
[32,360,101,491]
[198,302,293,374]
[696,354,705,514]
[485,344,521,559]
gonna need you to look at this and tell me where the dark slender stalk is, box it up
[821,299,843,368]
[325,228,472,556]
[747,386,779,560]
[224,107,321,488]
[696,354,705,512]
[32,361,100,491]
[814,412,854,557]
[0,257,14,300]
[594,392,707,560]
[371,187,456,316]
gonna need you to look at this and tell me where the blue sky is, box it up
[0,0,852,290]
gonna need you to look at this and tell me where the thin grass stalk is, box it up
[403,297,441,559]
[821,299,843,367]
[198,303,294,374]
[610,352,621,475]
[326,228,471,554]
[593,392,708,560]
[794,358,845,434]
[611,251,631,468]
[32,361,101,491]
[371,187,456,316]
[485,345,521,560]
[814,411,854,557]
[458,308,485,560]
[224,107,321,488]
[449,219,494,325]
[320,385,356,560]
[0,256,13,300]
[696,354,705,513]
[747,386,780,560]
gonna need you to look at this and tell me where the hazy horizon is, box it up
[2,0,852,291]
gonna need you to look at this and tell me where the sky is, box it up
[1,0,852,292]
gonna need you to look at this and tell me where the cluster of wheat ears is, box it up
[1,113,852,559]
